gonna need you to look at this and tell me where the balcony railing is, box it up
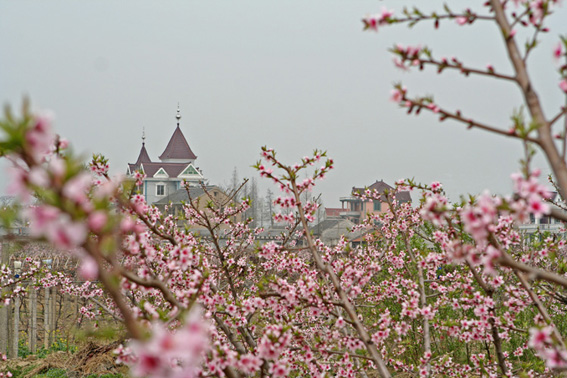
[339,211,361,217]
[517,223,565,234]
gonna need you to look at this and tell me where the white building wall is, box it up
[145,180,180,204]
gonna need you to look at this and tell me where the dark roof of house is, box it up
[256,224,294,239]
[309,218,364,241]
[159,126,197,161]
[310,219,344,235]
[135,144,152,165]
[128,143,152,173]
[353,180,411,203]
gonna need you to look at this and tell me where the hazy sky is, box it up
[1,1,566,207]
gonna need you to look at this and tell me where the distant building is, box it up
[0,196,29,237]
[127,107,205,204]
[154,185,242,230]
[308,180,411,247]
[518,192,565,236]
[310,217,366,247]
[323,208,345,219]
[338,180,411,224]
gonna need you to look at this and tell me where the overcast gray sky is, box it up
[1,1,566,207]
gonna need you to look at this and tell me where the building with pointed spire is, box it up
[127,106,205,204]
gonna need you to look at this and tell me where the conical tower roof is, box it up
[159,125,197,161]
[135,143,152,166]
[159,107,197,162]
[128,132,153,174]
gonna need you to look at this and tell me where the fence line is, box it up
[0,240,116,359]
[1,286,90,358]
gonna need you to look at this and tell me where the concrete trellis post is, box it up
[44,286,50,349]
[0,299,7,356]
[12,297,20,358]
[50,286,56,345]
[52,258,58,342]
[29,285,37,354]
[11,260,22,358]
[0,242,8,356]
[43,259,52,349]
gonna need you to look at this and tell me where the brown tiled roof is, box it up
[134,143,152,167]
[135,144,152,166]
[394,191,412,203]
[128,143,152,173]
[353,180,411,203]
[369,180,394,193]
[159,126,197,161]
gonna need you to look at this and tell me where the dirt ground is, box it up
[0,341,127,378]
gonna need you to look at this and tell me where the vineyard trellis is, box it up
[0,239,119,359]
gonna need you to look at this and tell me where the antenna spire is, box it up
[142,127,146,145]
[176,103,181,126]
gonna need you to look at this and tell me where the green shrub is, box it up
[35,368,68,378]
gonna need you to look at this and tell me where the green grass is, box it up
[34,368,68,378]
[18,336,77,359]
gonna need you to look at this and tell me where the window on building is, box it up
[157,184,165,196]
[373,200,381,211]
